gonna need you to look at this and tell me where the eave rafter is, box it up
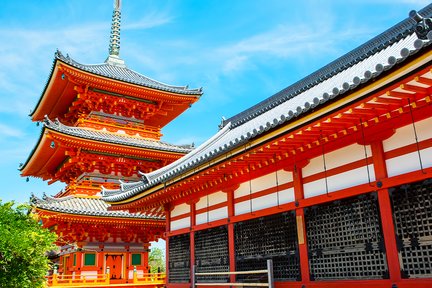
[110,66,432,213]
[38,210,165,245]
[52,150,162,184]
[64,85,161,124]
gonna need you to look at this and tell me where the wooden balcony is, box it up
[45,272,166,287]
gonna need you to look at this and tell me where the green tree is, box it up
[0,200,56,288]
[148,247,165,273]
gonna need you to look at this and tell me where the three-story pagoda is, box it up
[20,1,202,285]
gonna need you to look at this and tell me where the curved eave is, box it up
[20,126,64,179]
[30,58,70,121]
[45,124,191,159]
[35,207,165,225]
[21,124,190,181]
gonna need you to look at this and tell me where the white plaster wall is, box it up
[386,147,432,177]
[234,169,291,199]
[303,164,375,198]
[235,200,253,216]
[170,217,190,231]
[170,203,190,218]
[279,187,295,204]
[196,191,227,210]
[196,207,228,225]
[234,181,252,198]
[383,118,432,152]
[234,188,294,215]
[303,143,371,177]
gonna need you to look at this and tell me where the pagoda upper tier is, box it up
[30,51,202,131]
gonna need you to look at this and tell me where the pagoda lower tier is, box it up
[32,194,165,285]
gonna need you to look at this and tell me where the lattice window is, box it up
[305,193,388,280]
[234,211,300,281]
[390,179,432,278]
[195,226,229,283]
[168,233,190,283]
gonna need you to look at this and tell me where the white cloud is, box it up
[0,123,24,138]
[123,11,173,30]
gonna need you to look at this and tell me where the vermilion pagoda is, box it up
[20,1,202,286]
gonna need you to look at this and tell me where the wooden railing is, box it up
[45,270,166,287]
[192,259,274,288]
[133,272,166,284]
[46,273,109,286]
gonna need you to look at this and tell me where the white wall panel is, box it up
[234,169,292,199]
[170,217,190,231]
[383,118,432,152]
[386,147,432,177]
[171,203,190,218]
[303,144,371,177]
[196,191,226,209]
[304,165,375,198]
[235,200,252,216]
[196,207,228,225]
[279,188,295,204]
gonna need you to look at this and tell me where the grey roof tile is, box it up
[31,194,163,220]
[55,51,203,96]
[44,117,194,154]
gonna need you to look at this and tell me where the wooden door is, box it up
[106,254,123,280]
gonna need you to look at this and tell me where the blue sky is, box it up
[0,0,429,204]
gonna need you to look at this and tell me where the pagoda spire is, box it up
[106,0,126,67]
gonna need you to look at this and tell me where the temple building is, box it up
[20,1,202,286]
[103,5,432,288]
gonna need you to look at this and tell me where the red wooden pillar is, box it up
[223,185,239,283]
[125,245,131,282]
[286,161,310,283]
[371,141,401,282]
[143,243,150,270]
[190,202,196,282]
[76,243,83,276]
[98,244,104,275]
[164,204,172,283]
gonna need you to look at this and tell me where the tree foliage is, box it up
[149,247,165,273]
[0,200,56,288]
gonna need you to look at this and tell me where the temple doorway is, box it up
[106,254,123,280]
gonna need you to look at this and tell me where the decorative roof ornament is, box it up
[410,10,432,40]
[106,0,126,67]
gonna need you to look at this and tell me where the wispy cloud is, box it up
[0,123,24,138]
[123,11,173,30]
[216,21,377,74]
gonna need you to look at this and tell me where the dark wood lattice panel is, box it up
[305,193,388,280]
[195,226,229,282]
[234,211,300,281]
[168,233,190,283]
[390,179,432,278]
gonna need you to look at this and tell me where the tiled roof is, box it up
[102,5,432,203]
[31,193,163,220]
[223,5,432,128]
[55,50,203,96]
[44,117,194,154]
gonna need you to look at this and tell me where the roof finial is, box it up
[106,0,126,67]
